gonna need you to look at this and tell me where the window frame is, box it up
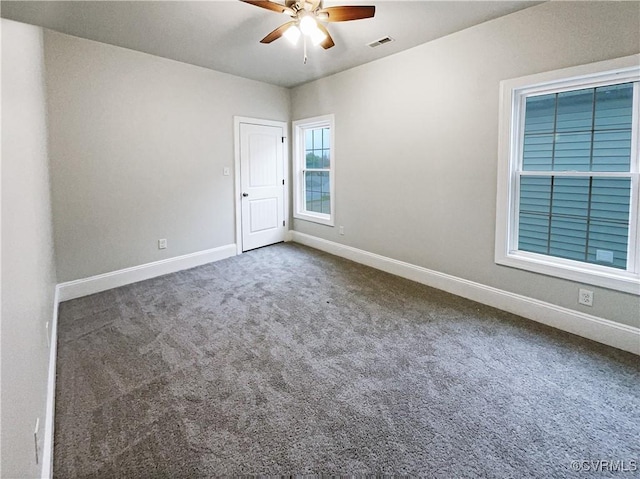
[292,114,336,226]
[496,55,640,295]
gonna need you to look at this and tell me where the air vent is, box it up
[367,36,394,48]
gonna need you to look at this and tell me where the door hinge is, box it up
[281,136,285,143]
[283,220,286,227]
[282,179,285,185]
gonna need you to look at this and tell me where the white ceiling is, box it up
[1,0,542,88]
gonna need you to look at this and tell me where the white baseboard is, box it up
[290,232,639,355]
[58,244,237,302]
[41,285,59,479]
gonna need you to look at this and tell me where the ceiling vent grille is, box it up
[367,36,394,48]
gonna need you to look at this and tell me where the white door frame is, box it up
[233,116,289,255]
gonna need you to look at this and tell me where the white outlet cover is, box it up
[578,288,593,306]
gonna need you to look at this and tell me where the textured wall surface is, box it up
[1,18,57,478]
[291,1,640,328]
[44,31,291,282]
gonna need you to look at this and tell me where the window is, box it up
[496,56,640,294]
[293,114,335,226]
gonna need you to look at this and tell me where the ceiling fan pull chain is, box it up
[303,35,308,64]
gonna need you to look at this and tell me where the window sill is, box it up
[496,251,640,295]
[294,211,334,227]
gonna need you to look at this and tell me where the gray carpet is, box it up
[54,243,639,478]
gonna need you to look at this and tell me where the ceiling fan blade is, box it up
[318,5,375,22]
[260,21,296,44]
[240,0,294,15]
[315,23,335,49]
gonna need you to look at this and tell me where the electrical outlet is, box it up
[578,288,593,307]
[339,226,344,235]
[223,167,230,176]
[158,239,167,250]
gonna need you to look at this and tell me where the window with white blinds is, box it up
[496,57,640,294]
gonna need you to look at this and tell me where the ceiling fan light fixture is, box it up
[242,0,377,55]
[309,26,327,46]
[299,15,317,35]
[283,24,301,45]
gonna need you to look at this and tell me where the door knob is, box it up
[242,193,249,197]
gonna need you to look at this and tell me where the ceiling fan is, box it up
[240,0,375,55]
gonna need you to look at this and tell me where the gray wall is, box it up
[44,31,291,282]
[291,1,640,328]
[1,19,57,478]
[1,4,637,476]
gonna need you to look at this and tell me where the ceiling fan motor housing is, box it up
[286,0,323,13]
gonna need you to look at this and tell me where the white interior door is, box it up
[239,121,286,252]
